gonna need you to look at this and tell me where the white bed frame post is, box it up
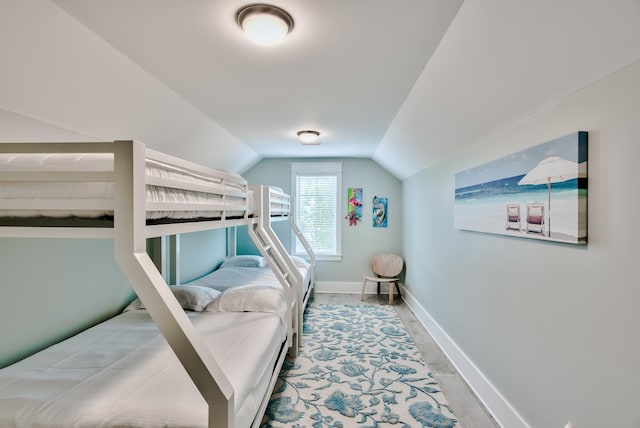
[248,186,302,352]
[169,234,180,285]
[113,140,235,428]
[227,226,237,257]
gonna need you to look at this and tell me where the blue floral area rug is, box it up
[262,304,460,428]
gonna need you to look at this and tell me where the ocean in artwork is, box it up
[454,132,588,244]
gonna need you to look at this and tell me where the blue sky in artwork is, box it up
[455,132,585,189]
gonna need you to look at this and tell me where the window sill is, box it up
[300,254,342,262]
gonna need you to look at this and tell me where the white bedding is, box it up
[187,266,286,325]
[0,153,248,219]
[298,265,311,300]
[0,310,286,428]
[188,265,281,293]
[187,264,310,309]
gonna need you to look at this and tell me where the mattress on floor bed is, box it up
[299,266,311,299]
[0,309,286,428]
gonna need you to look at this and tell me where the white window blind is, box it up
[291,162,342,260]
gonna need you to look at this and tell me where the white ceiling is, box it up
[50,0,463,161]
[2,0,640,179]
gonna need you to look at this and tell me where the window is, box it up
[291,162,342,261]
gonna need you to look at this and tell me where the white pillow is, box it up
[220,255,267,268]
[124,285,221,312]
[290,255,310,269]
[204,285,287,326]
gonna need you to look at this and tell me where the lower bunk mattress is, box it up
[188,256,311,302]
[0,309,286,427]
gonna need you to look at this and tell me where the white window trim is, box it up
[291,162,342,262]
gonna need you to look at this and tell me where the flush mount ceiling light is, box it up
[236,4,294,47]
[297,130,320,145]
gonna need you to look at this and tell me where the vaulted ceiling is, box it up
[1,0,639,179]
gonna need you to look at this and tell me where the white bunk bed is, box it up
[0,141,293,428]
[247,185,316,351]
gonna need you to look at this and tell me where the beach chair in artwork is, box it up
[526,202,545,235]
[506,203,521,231]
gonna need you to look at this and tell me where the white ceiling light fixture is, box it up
[236,4,294,47]
[297,130,321,145]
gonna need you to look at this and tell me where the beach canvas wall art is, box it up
[454,131,588,244]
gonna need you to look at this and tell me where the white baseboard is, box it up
[316,281,396,294]
[401,288,530,428]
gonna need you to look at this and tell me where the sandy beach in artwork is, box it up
[454,190,587,243]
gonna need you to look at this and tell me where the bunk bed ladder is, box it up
[113,141,235,428]
[289,214,316,301]
[248,220,299,356]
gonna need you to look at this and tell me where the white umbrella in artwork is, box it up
[517,156,579,238]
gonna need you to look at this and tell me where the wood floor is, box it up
[312,293,500,428]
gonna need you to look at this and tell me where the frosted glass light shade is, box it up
[297,130,320,144]
[236,4,294,47]
[243,14,287,46]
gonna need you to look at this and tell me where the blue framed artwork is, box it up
[454,131,588,244]
[372,196,388,228]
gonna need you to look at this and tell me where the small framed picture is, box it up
[372,196,387,227]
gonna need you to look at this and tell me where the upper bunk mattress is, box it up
[246,185,290,219]
[0,153,248,220]
[0,309,286,428]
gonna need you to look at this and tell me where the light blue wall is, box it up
[0,238,133,368]
[178,229,227,283]
[0,229,227,368]
[402,62,640,427]
[238,158,403,283]
[236,222,290,256]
